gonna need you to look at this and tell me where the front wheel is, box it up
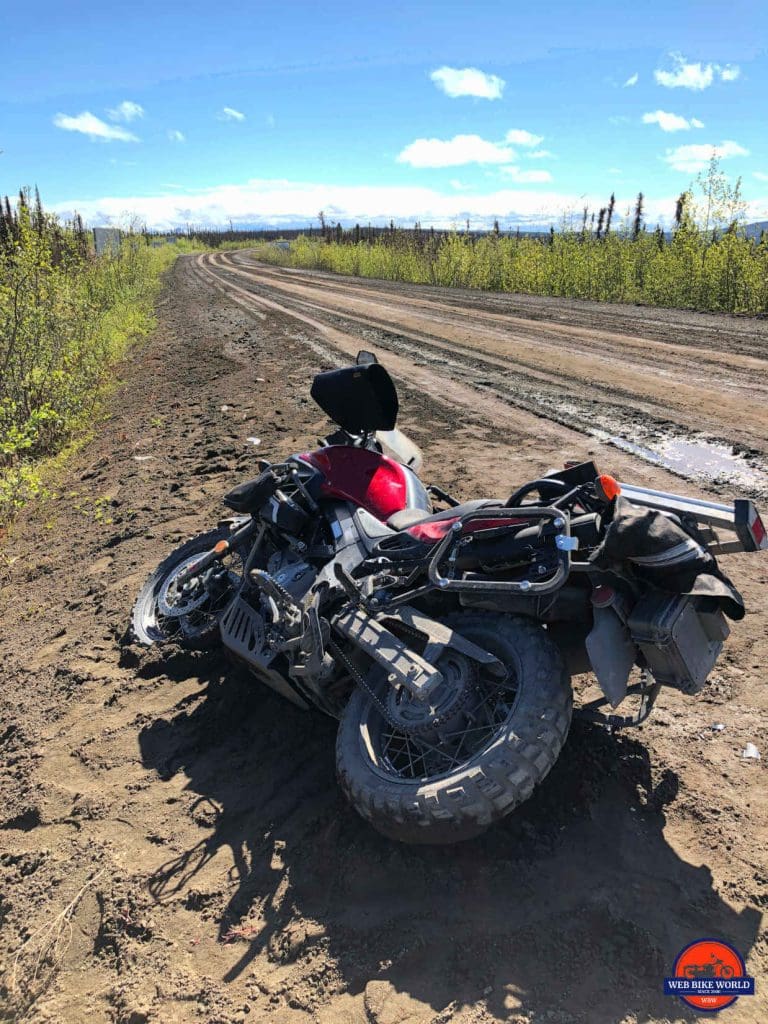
[131,527,246,646]
[336,612,572,844]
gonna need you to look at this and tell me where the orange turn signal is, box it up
[596,474,621,501]
[213,540,230,555]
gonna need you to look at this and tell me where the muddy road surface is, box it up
[1,254,766,1024]
[200,251,768,497]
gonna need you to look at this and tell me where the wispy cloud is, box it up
[663,140,749,173]
[219,106,246,122]
[397,134,514,168]
[430,66,505,100]
[505,129,544,148]
[107,100,144,123]
[754,172,768,183]
[500,166,553,184]
[654,53,741,90]
[528,149,554,159]
[623,72,639,87]
[53,111,139,142]
[642,110,705,132]
[167,129,186,142]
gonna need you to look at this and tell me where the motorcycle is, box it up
[684,957,735,980]
[132,352,767,843]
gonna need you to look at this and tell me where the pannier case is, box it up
[627,592,729,694]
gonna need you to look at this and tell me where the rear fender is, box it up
[585,606,636,708]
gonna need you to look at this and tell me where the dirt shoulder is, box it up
[0,256,766,1024]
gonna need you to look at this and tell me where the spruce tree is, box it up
[605,193,615,236]
[632,192,644,240]
[34,185,44,237]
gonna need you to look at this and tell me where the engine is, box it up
[266,551,317,603]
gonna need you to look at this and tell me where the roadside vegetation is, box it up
[250,160,768,314]
[0,189,194,526]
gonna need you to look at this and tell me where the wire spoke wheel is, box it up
[132,528,246,646]
[336,612,573,844]
[374,655,519,782]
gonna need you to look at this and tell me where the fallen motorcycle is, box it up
[132,352,767,843]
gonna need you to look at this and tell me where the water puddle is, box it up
[607,434,767,493]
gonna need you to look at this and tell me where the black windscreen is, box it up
[310,362,398,433]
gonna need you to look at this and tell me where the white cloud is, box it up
[53,111,139,142]
[505,129,544,148]
[663,140,749,173]
[754,171,768,182]
[528,149,554,159]
[430,66,505,100]
[219,106,246,122]
[500,166,553,184]
[642,110,704,132]
[624,72,639,87]
[397,134,514,168]
[608,168,623,175]
[107,100,144,123]
[167,129,185,142]
[50,177,685,232]
[654,53,741,90]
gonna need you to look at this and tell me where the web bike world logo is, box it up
[664,939,755,1012]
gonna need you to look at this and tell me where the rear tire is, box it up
[336,612,572,844]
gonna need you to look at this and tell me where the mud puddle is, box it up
[606,434,768,494]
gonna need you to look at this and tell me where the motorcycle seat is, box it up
[386,499,502,532]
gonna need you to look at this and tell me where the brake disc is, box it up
[157,555,214,618]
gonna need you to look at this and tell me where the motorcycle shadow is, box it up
[138,663,761,1023]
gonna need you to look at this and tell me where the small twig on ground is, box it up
[221,923,260,943]
[8,868,106,997]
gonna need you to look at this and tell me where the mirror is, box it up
[356,350,378,366]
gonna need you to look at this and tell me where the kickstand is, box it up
[576,673,662,730]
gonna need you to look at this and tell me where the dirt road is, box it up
[199,251,768,496]
[1,254,766,1024]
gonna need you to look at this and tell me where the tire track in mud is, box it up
[236,257,768,359]
[197,252,768,497]
[225,253,768,381]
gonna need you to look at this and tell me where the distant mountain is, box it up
[745,220,768,239]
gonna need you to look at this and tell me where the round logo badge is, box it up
[664,939,755,1012]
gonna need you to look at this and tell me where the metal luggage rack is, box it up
[617,483,767,555]
[427,505,576,596]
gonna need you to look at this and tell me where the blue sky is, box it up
[2,0,767,229]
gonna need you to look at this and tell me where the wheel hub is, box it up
[385,651,478,738]
[156,555,212,618]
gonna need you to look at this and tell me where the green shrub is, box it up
[0,196,189,525]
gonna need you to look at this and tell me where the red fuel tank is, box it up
[300,446,422,522]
